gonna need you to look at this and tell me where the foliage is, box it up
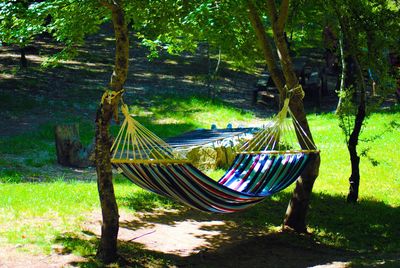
[126,0,263,69]
[0,0,47,47]
[0,0,109,66]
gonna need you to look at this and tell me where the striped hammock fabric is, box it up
[111,88,319,213]
[113,152,313,213]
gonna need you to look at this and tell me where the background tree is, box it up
[326,0,399,203]
[246,0,320,232]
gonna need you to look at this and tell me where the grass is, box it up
[0,91,39,115]
[0,123,55,155]
[308,108,400,205]
[0,176,176,254]
[0,95,399,265]
[126,94,255,138]
[0,180,97,253]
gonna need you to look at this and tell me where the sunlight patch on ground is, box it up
[0,73,15,79]
[154,118,185,125]
[120,220,225,256]
[163,59,179,65]
[119,219,225,256]
[310,261,350,268]
[87,210,226,257]
[59,59,110,68]
[0,52,20,59]
[134,72,154,78]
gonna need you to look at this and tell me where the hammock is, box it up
[111,87,319,213]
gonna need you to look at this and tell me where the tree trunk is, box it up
[346,117,362,203]
[95,99,120,264]
[55,124,93,168]
[335,28,345,114]
[346,71,366,204]
[96,0,129,264]
[247,0,285,95]
[346,56,366,203]
[20,46,27,68]
[247,0,320,233]
[335,8,367,203]
[266,0,320,233]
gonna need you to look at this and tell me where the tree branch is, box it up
[246,0,284,94]
[265,0,297,89]
[265,0,278,24]
[277,0,290,31]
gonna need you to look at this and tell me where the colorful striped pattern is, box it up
[113,152,313,213]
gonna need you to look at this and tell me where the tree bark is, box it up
[247,0,285,94]
[334,5,367,203]
[95,0,129,264]
[265,0,320,232]
[346,55,366,203]
[247,0,320,233]
[55,124,93,168]
[20,46,27,68]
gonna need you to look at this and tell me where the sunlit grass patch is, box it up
[127,95,254,138]
[0,177,180,253]
[0,181,98,253]
[308,109,400,206]
[205,169,226,181]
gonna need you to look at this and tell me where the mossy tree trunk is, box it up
[95,0,129,264]
[247,0,320,233]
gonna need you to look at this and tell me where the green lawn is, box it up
[0,98,399,264]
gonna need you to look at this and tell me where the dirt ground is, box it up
[1,26,397,267]
[0,208,355,268]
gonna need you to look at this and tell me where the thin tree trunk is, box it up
[334,6,367,203]
[336,28,345,113]
[95,0,129,263]
[20,46,27,68]
[346,54,366,203]
[347,85,366,204]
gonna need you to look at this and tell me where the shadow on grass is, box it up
[54,190,399,267]
[118,191,400,252]
[54,229,351,268]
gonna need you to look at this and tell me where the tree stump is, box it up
[55,124,94,168]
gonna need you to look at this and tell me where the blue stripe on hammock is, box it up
[174,164,265,212]
[269,153,311,193]
[218,153,254,187]
[249,155,284,194]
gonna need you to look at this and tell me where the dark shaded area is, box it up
[0,23,347,139]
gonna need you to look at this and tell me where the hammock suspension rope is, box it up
[110,85,319,213]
